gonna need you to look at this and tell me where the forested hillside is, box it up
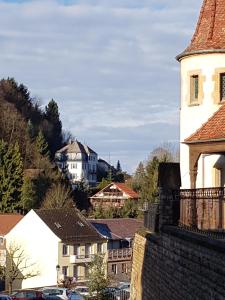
[0,78,73,213]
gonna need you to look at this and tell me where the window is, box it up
[85,244,91,257]
[220,73,225,101]
[72,163,77,169]
[190,75,199,104]
[122,263,128,274]
[74,244,80,255]
[97,243,102,253]
[111,264,117,274]
[62,244,68,256]
[73,265,78,278]
[62,266,68,276]
[0,237,4,245]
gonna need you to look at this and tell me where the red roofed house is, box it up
[90,182,139,210]
[0,214,23,291]
[177,0,225,229]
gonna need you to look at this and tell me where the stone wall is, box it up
[131,226,225,300]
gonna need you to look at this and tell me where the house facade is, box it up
[90,218,143,283]
[0,214,23,291]
[90,182,139,210]
[5,208,106,289]
[55,140,98,187]
[178,0,225,189]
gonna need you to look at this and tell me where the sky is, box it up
[0,0,202,173]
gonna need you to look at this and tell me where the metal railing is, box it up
[180,187,225,231]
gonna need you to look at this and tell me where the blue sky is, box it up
[0,0,202,172]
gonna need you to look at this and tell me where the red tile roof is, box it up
[0,214,23,235]
[178,0,225,59]
[90,218,144,240]
[113,183,139,198]
[185,104,225,143]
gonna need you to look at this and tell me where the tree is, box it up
[45,99,62,157]
[0,141,23,212]
[20,176,36,212]
[0,241,39,293]
[35,130,49,157]
[87,254,109,299]
[116,160,121,173]
[42,183,74,209]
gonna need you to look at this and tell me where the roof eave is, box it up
[176,49,225,61]
[183,138,225,144]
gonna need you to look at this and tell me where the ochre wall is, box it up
[131,226,225,300]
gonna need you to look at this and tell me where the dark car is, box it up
[11,290,43,300]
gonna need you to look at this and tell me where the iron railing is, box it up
[180,187,225,231]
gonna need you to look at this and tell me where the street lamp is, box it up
[56,265,60,287]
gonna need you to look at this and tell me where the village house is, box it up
[0,214,23,291]
[55,140,98,188]
[5,208,106,289]
[90,218,143,283]
[90,182,139,210]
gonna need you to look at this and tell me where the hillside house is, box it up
[90,182,139,210]
[55,140,98,188]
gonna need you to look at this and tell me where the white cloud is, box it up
[0,0,202,172]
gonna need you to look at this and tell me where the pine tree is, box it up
[45,99,62,156]
[20,176,36,212]
[0,141,23,212]
[35,130,49,157]
[116,160,122,172]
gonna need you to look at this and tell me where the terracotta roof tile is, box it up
[0,214,23,235]
[113,183,139,198]
[90,218,144,240]
[185,104,225,142]
[178,0,225,59]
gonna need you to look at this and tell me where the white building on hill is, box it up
[55,140,97,187]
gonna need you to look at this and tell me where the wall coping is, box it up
[161,226,225,253]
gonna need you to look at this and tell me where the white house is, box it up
[5,208,106,290]
[178,0,225,189]
[55,140,98,187]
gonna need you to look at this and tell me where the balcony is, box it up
[70,254,94,264]
[180,187,225,231]
[107,248,132,262]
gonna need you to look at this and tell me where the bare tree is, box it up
[0,242,39,293]
[41,183,74,209]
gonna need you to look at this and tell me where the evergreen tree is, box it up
[35,130,49,157]
[20,176,36,212]
[45,99,62,156]
[0,141,23,212]
[116,160,122,172]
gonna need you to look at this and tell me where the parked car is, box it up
[11,290,43,300]
[73,287,89,297]
[42,288,69,300]
[68,291,84,300]
[0,294,13,300]
[117,282,130,291]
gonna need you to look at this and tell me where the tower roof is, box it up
[177,0,225,60]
